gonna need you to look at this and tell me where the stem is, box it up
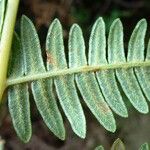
[0,0,6,37]
[7,60,150,87]
[0,0,20,103]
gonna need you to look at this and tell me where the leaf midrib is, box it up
[7,60,150,87]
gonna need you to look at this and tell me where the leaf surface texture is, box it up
[5,16,150,141]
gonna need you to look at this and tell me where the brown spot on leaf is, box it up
[99,102,111,114]
[46,50,55,65]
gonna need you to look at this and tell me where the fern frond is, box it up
[4,15,150,142]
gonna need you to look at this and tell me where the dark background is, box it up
[1,0,150,149]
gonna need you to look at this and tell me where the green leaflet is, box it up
[127,19,147,62]
[8,84,31,143]
[95,146,104,150]
[31,79,65,140]
[108,19,126,64]
[111,138,125,150]
[8,33,24,77]
[69,24,116,132]
[8,33,31,143]
[46,19,67,70]
[88,17,107,65]
[139,143,150,150]
[0,0,5,38]
[46,19,86,138]
[21,16,45,74]
[21,16,65,140]
[89,18,128,117]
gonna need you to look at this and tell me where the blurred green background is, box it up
[1,0,150,149]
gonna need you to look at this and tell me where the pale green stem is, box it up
[0,0,6,37]
[7,60,150,87]
[0,0,20,102]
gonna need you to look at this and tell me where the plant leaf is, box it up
[111,138,125,150]
[88,17,107,65]
[139,143,149,150]
[5,16,150,141]
[127,19,147,62]
[95,145,105,150]
[8,33,31,143]
[46,19,86,138]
